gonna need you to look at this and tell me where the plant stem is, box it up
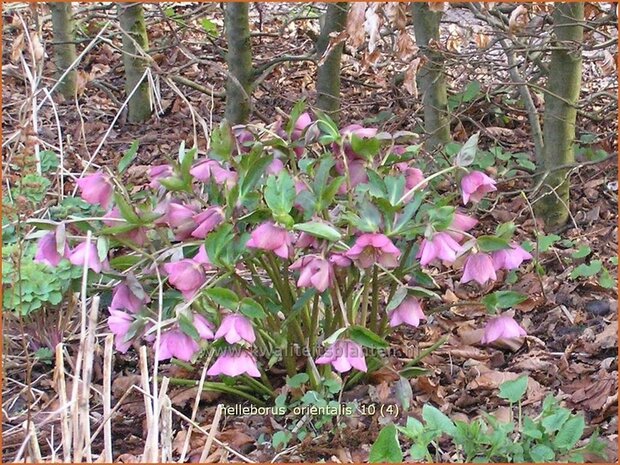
[369,265,379,332]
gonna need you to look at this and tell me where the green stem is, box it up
[359,271,371,326]
[404,336,448,368]
[165,377,265,405]
[309,294,320,353]
[397,165,456,205]
[369,265,379,332]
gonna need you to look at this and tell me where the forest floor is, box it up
[2,3,618,462]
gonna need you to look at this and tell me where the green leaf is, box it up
[455,132,480,167]
[113,192,140,224]
[199,18,219,37]
[530,444,555,462]
[204,287,238,308]
[537,233,561,252]
[422,404,456,435]
[210,120,234,161]
[119,140,139,173]
[386,287,408,313]
[369,424,403,463]
[570,260,602,279]
[178,313,200,341]
[599,267,615,288]
[272,430,291,450]
[348,325,389,349]
[287,373,309,388]
[399,366,431,379]
[542,408,571,434]
[398,417,424,439]
[239,297,266,319]
[477,235,511,252]
[554,415,585,450]
[482,291,528,312]
[293,221,341,241]
[350,134,381,160]
[523,417,543,439]
[323,327,348,347]
[498,375,528,403]
[495,222,516,240]
[39,150,59,173]
[571,245,592,259]
[264,172,296,216]
[427,206,455,231]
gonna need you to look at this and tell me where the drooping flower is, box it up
[207,350,261,377]
[155,201,197,240]
[447,210,478,242]
[291,112,312,140]
[110,282,149,313]
[214,314,256,345]
[345,233,401,269]
[234,127,254,154]
[267,158,285,176]
[193,244,212,269]
[336,159,368,194]
[417,232,463,266]
[108,309,135,353]
[192,313,215,340]
[69,242,106,273]
[34,231,69,267]
[246,222,293,259]
[191,207,224,239]
[76,172,114,209]
[296,232,319,249]
[461,252,497,285]
[340,124,378,159]
[156,329,200,362]
[316,339,367,373]
[163,259,206,299]
[290,255,334,293]
[480,315,527,344]
[461,171,497,205]
[491,243,533,271]
[389,297,426,328]
[395,162,426,190]
[190,159,238,188]
[149,164,174,189]
[102,208,148,245]
[329,253,352,268]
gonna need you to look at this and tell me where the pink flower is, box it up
[190,159,238,188]
[102,208,147,245]
[491,243,533,271]
[340,124,378,159]
[461,253,497,285]
[246,222,293,259]
[316,340,367,373]
[267,158,285,175]
[193,244,212,269]
[336,159,368,194]
[389,297,426,328]
[108,309,134,353]
[291,112,312,140]
[329,253,352,268]
[192,313,215,340]
[69,242,107,273]
[34,231,69,267]
[207,350,261,377]
[396,163,426,190]
[480,315,527,344]
[290,255,334,293]
[157,329,200,362]
[163,259,206,299]
[345,233,401,268]
[155,201,197,240]
[461,171,497,205]
[234,127,254,154]
[191,207,224,239]
[417,232,463,266]
[447,210,478,242]
[296,232,319,249]
[110,282,149,313]
[76,172,113,209]
[214,314,255,345]
[149,164,174,189]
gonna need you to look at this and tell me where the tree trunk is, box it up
[224,2,253,124]
[535,3,584,230]
[49,2,77,99]
[316,2,348,120]
[411,3,451,150]
[118,3,152,123]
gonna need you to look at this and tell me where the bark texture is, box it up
[49,2,77,99]
[118,3,152,123]
[411,2,451,150]
[535,3,584,230]
[224,2,253,124]
[316,3,349,120]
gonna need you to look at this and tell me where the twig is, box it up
[198,404,224,463]
[55,343,72,462]
[102,334,114,463]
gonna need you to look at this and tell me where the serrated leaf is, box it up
[204,287,238,309]
[350,134,381,160]
[498,375,528,403]
[113,192,140,224]
[264,172,295,216]
[119,140,139,173]
[537,233,560,252]
[239,297,266,319]
[570,260,602,279]
[422,404,456,435]
[554,415,585,450]
[178,313,200,341]
[369,424,403,463]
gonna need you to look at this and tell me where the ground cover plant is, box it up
[2,2,617,462]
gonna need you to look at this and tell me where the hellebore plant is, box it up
[31,103,533,400]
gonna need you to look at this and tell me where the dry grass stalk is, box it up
[54,343,72,462]
[198,404,224,463]
[102,334,114,462]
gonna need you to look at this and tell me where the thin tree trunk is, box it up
[118,3,152,123]
[316,2,348,120]
[49,2,77,99]
[224,2,253,124]
[411,3,451,150]
[535,3,584,230]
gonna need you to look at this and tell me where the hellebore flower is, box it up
[193,244,212,269]
[480,315,527,344]
[149,164,174,189]
[102,208,148,245]
[108,309,134,353]
[155,201,197,240]
[214,314,256,345]
[190,159,238,188]
[192,313,215,340]
[163,259,206,299]
[395,162,426,190]
[346,233,401,268]
[389,297,426,328]
[491,243,533,271]
[461,252,497,285]
[34,231,69,267]
[339,124,378,160]
[207,350,261,377]
[461,171,497,205]
[329,253,352,268]
[234,127,254,154]
[417,232,463,266]
[156,329,199,362]
[69,242,107,273]
[290,255,334,293]
[447,210,478,242]
[291,112,312,140]
[316,339,367,373]
[337,159,368,194]
[296,232,319,249]
[110,282,149,313]
[246,221,293,259]
[267,158,285,175]
[191,207,224,239]
[76,172,113,209]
